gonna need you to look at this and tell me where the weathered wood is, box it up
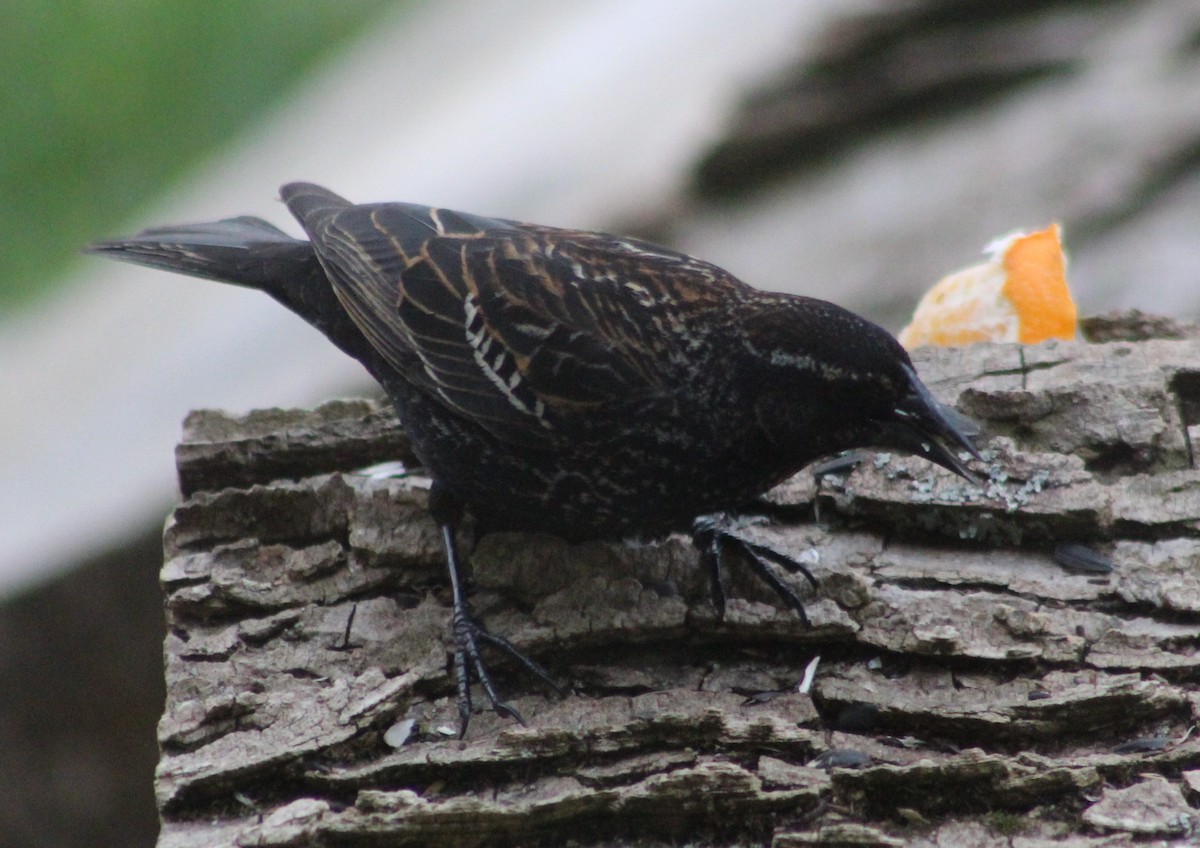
[174,398,416,497]
[157,316,1200,847]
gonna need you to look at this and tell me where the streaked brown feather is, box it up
[302,203,751,449]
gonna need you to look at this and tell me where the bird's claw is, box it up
[450,601,564,737]
[691,513,818,626]
[440,523,563,736]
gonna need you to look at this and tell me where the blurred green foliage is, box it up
[0,0,400,310]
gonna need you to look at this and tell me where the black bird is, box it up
[89,182,980,732]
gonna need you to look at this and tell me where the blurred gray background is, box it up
[2,1,1198,845]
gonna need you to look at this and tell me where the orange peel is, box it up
[898,224,1076,349]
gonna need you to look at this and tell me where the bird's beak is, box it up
[874,364,983,483]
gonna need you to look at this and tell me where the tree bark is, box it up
[156,313,1200,847]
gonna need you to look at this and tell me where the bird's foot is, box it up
[437,521,563,736]
[691,513,819,626]
[450,600,564,736]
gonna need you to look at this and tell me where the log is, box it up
[156,312,1200,847]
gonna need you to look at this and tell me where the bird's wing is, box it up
[294,198,741,447]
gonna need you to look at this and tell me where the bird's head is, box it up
[738,296,982,482]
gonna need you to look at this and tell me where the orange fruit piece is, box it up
[898,224,1077,349]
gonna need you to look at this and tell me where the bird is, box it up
[89,182,981,734]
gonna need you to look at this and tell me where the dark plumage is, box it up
[89,182,980,732]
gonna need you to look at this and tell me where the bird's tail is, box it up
[86,215,314,295]
[87,206,385,369]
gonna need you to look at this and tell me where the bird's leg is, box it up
[691,514,819,627]
[431,486,563,735]
[442,525,521,732]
